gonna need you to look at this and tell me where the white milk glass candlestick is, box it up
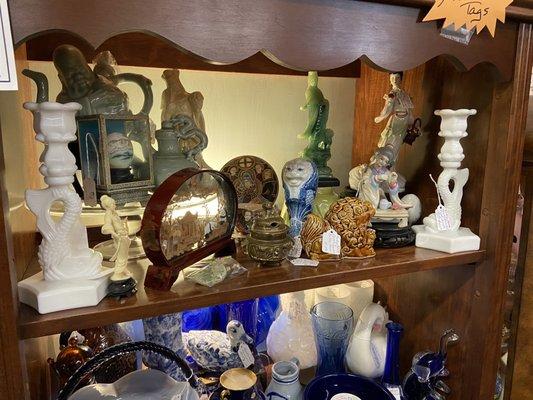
[18,102,111,314]
[413,109,481,253]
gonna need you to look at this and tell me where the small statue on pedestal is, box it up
[300,72,340,217]
[100,195,137,297]
[348,72,421,248]
[374,72,415,163]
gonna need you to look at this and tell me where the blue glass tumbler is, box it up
[311,301,354,376]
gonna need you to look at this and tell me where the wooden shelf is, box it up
[18,247,484,339]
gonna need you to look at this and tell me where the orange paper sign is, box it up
[423,0,513,37]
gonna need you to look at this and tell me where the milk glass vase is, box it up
[311,301,354,376]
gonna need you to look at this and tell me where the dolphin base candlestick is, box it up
[413,109,480,254]
[17,101,111,314]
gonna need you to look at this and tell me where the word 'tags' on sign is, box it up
[423,0,513,37]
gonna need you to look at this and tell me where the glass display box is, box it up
[76,115,154,205]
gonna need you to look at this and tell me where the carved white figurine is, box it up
[413,109,481,253]
[17,101,111,314]
[100,195,132,281]
[375,72,415,163]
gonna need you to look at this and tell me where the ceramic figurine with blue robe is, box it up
[403,329,459,400]
[282,158,318,238]
[183,320,254,372]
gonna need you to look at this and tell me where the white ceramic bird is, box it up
[183,320,254,372]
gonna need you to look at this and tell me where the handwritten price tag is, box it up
[435,204,452,231]
[423,0,512,37]
[322,229,341,255]
[288,236,302,259]
[237,343,255,368]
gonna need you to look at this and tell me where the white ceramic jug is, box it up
[265,358,303,400]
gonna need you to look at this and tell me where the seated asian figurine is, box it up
[325,197,376,258]
[349,145,411,211]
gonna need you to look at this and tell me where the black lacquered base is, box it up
[107,277,138,298]
[373,222,416,248]
[340,186,358,197]
[318,176,340,188]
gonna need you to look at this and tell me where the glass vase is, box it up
[382,322,404,399]
[311,301,354,376]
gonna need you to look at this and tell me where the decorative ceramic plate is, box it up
[221,155,278,204]
[69,369,200,400]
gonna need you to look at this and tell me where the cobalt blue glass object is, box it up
[304,373,395,400]
[181,307,214,332]
[403,329,459,400]
[256,295,280,347]
[311,301,354,376]
[227,299,259,340]
[382,322,404,399]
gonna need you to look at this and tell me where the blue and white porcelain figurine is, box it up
[183,320,254,372]
[282,158,318,237]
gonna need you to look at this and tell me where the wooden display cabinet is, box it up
[0,1,532,399]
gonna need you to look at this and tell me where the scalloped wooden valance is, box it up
[9,0,522,80]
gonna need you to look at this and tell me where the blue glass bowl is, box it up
[304,373,395,400]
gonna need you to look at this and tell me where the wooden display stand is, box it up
[0,1,531,399]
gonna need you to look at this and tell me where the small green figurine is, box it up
[299,71,339,187]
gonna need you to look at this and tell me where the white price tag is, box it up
[331,394,361,400]
[290,258,319,267]
[288,236,302,258]
[322,229,341,255]
[237,343,255,368]
[387,387,402,400]
[435,204,452,231]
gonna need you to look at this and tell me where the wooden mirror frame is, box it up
[141,168,238,291]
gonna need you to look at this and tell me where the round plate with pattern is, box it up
[221,155,279,203]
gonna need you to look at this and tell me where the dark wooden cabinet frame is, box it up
[0,1,532,399]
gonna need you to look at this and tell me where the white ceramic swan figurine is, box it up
[345,302,388,378]
[183,320,254,372]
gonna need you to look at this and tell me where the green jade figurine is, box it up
[300,71,339,217]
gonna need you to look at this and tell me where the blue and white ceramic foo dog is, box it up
[282,158,318,237]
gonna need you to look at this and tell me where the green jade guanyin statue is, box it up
[300,71,339,187]
[300,71,339,218]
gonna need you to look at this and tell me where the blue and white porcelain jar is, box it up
[265,358,303,400]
